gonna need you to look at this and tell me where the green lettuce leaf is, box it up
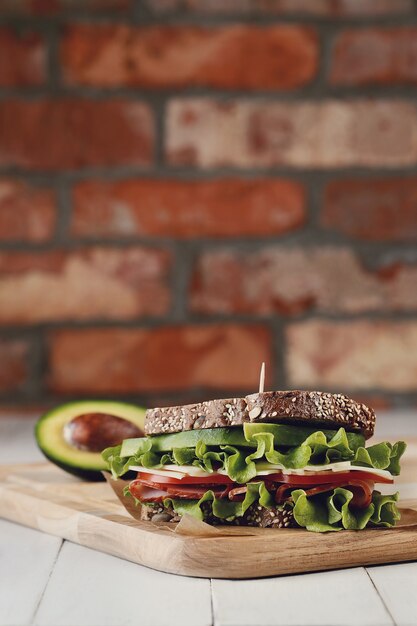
[352,441,406,476]
[292,489,400,532]
[102,425,406,483]
[243,422,365,451]
[370,491,401,526]
[249,428,358,468]
[101,444,144,479]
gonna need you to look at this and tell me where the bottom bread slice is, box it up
[140,501,297,528]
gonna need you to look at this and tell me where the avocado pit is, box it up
[64,413,143,453]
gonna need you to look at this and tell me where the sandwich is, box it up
[103,390,406,532]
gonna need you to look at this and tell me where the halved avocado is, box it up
[35,400,146,481]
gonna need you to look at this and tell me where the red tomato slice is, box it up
[137,469,392,486]
[136,471,235,485]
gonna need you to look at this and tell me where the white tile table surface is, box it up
[1,411,416,626]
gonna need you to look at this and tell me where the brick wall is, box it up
[1,0,417,412]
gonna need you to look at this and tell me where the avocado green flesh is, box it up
[36,400,146,481]
[120,422,365,457]
[121,427,248,456]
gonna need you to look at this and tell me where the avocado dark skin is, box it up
[40,449,106,482]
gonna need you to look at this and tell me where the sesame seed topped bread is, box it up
[245,390,375,440]
[145,397,247,435]
[145,390,376,439]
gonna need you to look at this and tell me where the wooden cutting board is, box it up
[1,450,417,579]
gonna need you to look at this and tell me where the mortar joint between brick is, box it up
[5,82,417,102]
[52,177,79,244]
[169,241,200,323]
[42,21,62,92]
[2,10,417,29]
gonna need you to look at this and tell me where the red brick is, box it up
[167,99,417,169]
[0,247,171,324]
[0,179,56,242]
[48,325,272,393]
[61,24,318,90]
[72,178,305,239]
[0,100,153,171]
[0,338,29,393]
[0,28,45,87]
[190,247,417,315]
[323,179,417,242]
[0,0,129,14]
[330,29,417,86]
[287,320,417,391]
[147,0,413,16]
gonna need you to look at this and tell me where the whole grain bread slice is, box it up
[144,390,375,439]
[145,397,247,436]
[140,501,297,528]
[245,390,375,439]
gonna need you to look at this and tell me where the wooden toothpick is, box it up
[259,362,265,394]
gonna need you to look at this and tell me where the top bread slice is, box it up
[145,390,375,439]
[145,397,248,436]
[245,390,375,440]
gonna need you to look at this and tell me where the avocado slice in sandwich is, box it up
[36,400,146,481]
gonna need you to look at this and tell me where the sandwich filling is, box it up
[103,423,405,532]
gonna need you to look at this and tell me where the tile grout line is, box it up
[365,567,398,626]
[29,539,64,626]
